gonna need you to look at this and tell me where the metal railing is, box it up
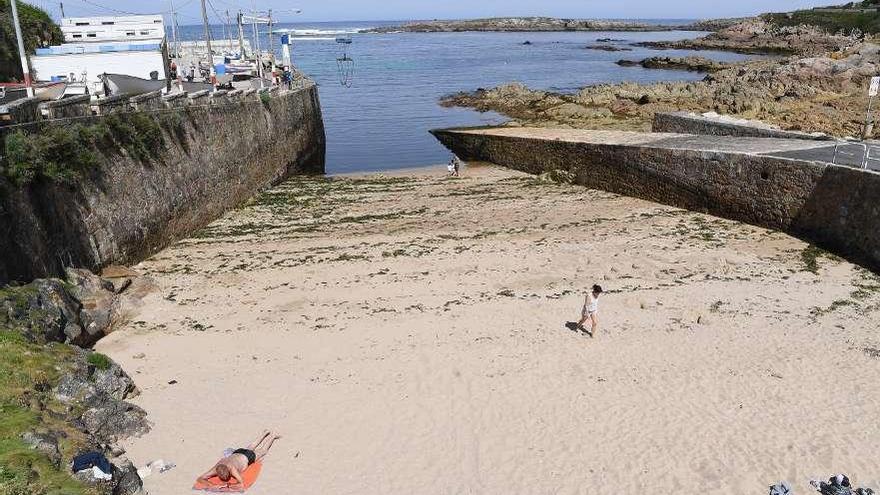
[831,141,880,170]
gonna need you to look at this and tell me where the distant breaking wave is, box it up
[272,28,369,36]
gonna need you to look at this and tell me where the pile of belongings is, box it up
[810,474,874,495]
[769,475,875,495]
[71,451,113,481]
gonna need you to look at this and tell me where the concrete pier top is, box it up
[437,126,834,157]
[436,126,880,171]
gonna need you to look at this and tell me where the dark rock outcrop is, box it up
[3,268,151,494]
[585,44,632,52]
[616,56,729,72]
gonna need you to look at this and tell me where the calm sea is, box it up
[176,21,753,174]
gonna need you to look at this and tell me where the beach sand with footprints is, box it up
[97,164,880,494]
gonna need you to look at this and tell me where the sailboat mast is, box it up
[9,0,34,97]
[199,0,215,78]
[237,10,246,57]
[169,0,180,57]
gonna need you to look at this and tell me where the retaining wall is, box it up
[432,127,880,273]
[652,111,832,141]
[0,83,325,284]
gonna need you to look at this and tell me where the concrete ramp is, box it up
[431,126,880,272]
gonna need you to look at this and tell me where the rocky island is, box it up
[364,16,745,33]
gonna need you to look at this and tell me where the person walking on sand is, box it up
[577,284,603,337]
[197,430,281,487]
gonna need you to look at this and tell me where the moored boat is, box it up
[99,73,166,96]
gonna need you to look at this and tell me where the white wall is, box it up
[32,51,167,87]
[62,15,165,42]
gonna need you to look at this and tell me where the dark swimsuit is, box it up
[232,448,256,465]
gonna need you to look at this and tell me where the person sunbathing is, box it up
[197,430,281,487]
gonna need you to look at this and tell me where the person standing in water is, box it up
[577,284,603,337]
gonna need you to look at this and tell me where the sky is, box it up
[28,0,842,24]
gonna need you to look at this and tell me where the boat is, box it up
[99,73,166,97]
[0,81,68,104]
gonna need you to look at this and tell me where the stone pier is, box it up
[432,126,880,272]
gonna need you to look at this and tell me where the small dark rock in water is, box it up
[522,40,532,45]
[616,59,641,67]
[168,379,178,385]
[596,38,626,42]
[585,44,632,52]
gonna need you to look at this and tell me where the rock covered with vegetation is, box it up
[0,1,62,82]
[637,18,860,55]
[0,268,151,495]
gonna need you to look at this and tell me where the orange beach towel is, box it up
[192,461,263,492]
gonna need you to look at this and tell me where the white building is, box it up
[61,15,166,43]
[31,15,169,94]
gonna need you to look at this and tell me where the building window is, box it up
[72,33,83,38]
[101,21,115,25]
[140,30,150,35]
[75,22,89,26]
[153,19,162,23]
[126,31,135,36]
[86,33,97,37]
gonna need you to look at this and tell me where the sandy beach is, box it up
[97,164,880,494]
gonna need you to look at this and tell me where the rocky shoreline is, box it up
[634,18,859,55]
[1,268,154,494]
[440,18,878,138]
[363,16,745,33]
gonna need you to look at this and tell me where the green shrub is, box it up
[0,328,91,494]
[260,91,271,108]
[86,352,111,371]
[1,113,167,186]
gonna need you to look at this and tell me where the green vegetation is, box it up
[260,91,272,108]
[800,244,835,274]
[0,1,62,82]
[764,1,880,34]
[1,113,168,186]
[86,352,111,371]
[0,329,93,495]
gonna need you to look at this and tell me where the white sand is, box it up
[97,165,880,494]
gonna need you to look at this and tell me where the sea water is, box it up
[176,21,754,174]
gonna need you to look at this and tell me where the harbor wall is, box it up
[0,84,325,284]
[431,127,880,273]
[652,111,833,141]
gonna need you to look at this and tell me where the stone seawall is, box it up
[652,111,832,141]
[0,84,325,284]
[431,127,880,273]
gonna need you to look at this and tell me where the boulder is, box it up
[1,279,82,344]
[54,349,139,403]
[64,268,121,346]
[81,400,150,445]
[92,361,139,401]
[20,431,62,468]
[112,461,144,495]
